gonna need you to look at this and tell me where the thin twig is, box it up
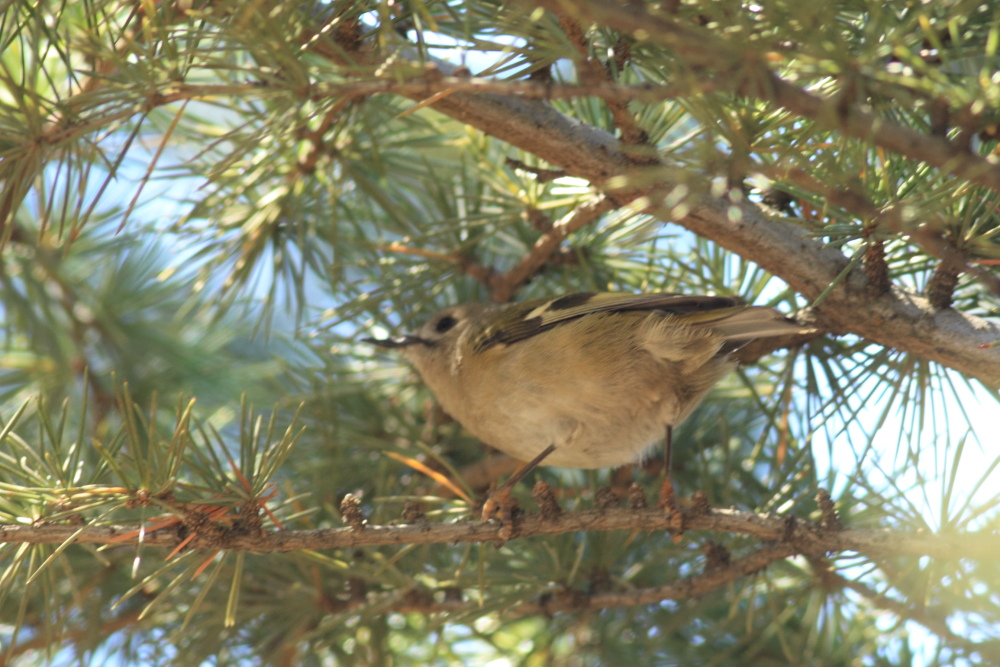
[490,195,618,302]
[553,9,649,145]
[516,543,797,613]
[0,609,143,667]
[185,543,796,619]
[378,241,496,286]
[506,158,567,183]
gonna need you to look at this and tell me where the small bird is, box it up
[366,292,813,534]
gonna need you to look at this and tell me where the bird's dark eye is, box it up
[434,314,458,333]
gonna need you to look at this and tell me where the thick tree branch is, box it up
[10,6,996,383]
[756,164,1000,300]
[311,18,1000,385]
[678,199,1000,385]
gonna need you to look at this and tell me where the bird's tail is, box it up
[681,305,816,342]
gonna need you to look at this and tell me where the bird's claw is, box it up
[658,475,685,541]
[482,486,517,542]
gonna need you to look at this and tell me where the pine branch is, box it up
[0,609,143,667]
[379,195,617,300]
[310,542,802,617]
[546,0,1000,192]
[489,195,618,301]
[8,3,998,383]
[3,504,997,561]
[306,12,1000,385]
[551,8,649,145]
[756,165,1000,301]
[808,556,976,654]
[514,542,797,614]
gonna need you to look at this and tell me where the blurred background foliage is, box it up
[1,0,999,665]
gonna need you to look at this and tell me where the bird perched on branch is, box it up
[366,292,814,538]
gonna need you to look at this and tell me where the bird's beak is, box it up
[362,335,425,349]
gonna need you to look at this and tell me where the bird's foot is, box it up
[482,484,518,542]
[657,475,685,541]
[480,445,557,542]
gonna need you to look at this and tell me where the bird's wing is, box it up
[474,292,744,351]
